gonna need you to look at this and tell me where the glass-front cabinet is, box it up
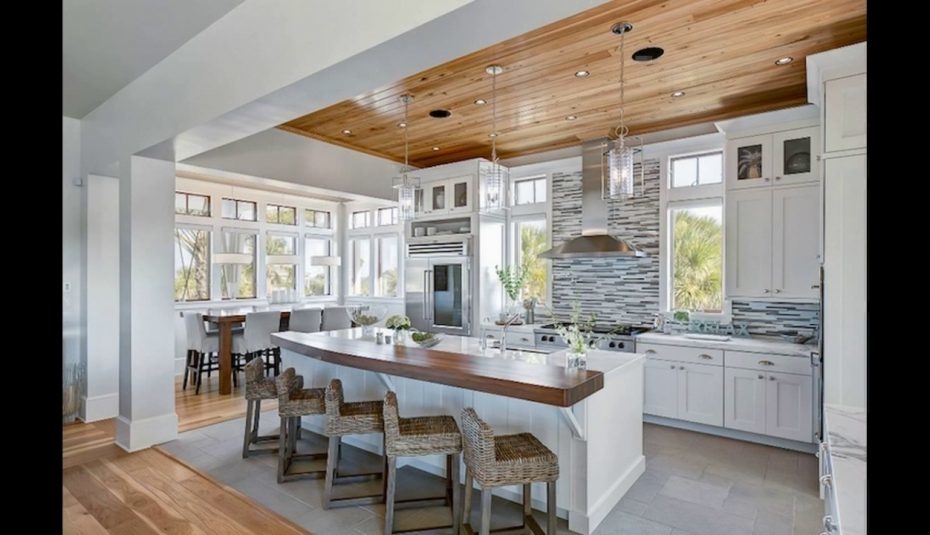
[417,176,473,216]
[726,127,819,189]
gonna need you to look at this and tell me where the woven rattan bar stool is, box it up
[460,408,559,535]
[382,391,462,535]
[275,367,328,483]
[242,358,286,458]
[322,378,386,509]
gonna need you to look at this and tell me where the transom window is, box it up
[351,211,371,229]
[377,207,399,226]
[512,176,547,205]
[670,151,723,188]
[305,209,332,229]
[221,198,257,221]
[175,192,211,217]
[266,203,297,225]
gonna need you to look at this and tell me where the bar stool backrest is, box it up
[383,391,401,445]
[461,408,496,470]
[325,378,345,417]
[275,367,299,405]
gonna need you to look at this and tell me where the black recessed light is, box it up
[632,47,664,62]
[429,109,452,118]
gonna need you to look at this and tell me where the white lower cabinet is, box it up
[765,371,812,442]
[678,363,724,426]
[724,367,767,435]
[644,359,679,418]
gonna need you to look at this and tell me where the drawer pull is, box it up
[670,364,676,369]
[758,360,775,366]
[644,349,657,354]
[769,376,776,381]
[521,337,530,342]
[698,354,713,360]
[679,366,685,370]
[758,374,764,379]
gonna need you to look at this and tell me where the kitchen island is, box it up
[272,328,645,535]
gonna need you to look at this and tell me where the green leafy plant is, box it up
[673,310,690,322]
[385,314,411,330]
[495,263,529,302]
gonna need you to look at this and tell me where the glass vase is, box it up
[394,329,407,344]
[566,350,587,370]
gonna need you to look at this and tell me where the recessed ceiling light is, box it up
[341,129,352,135]
[488,132,498,138]
[432,146,440,151]
[775,56,794,65]
[474,98,487,105]
[565,115,578,121]
[574,70,590,78]
[429,109,452,118]
[671,90,686,97]
[397,121,407,128]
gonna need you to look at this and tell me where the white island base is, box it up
[280,346,645,535]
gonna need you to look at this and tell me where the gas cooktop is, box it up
[535,323,651,336]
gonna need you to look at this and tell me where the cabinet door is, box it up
[765,371,813,442]
[726,189,773,298]
[724,367,767,435]
[449,177,472,213]
[772,185,820,298]
[643,359,679,418]
[772,127,819,185]
[414,188,425,216]
[677,362,723,426]
[825,74,867,153]
[726,134,773,189]
[427,182,447,213]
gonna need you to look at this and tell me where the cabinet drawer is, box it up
[637,343,723,366]
[725,350,811,375]
[504,331,535,348]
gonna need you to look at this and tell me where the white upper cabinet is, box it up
[418,176,473,216]
[726,189,773,298]
[726,127,820,190]
[824,74,867,153]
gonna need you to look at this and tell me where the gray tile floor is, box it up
[159,412,823,535]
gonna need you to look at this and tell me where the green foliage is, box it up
[411,331,435,343]
[552,302,600,354]
[495,264,529,302]
[385,314,411,330]
[673,211,722,312]
[519,224,548,301]
[673,310,690,322]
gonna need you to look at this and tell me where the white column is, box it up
[115,155,178,451]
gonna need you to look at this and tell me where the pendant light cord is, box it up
[403,96,410,177]
[617,26,628,144]
[491,69,498,163]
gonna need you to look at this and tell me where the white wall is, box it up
[63,117,83,412]
[182,129,403,200]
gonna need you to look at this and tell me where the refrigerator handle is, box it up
[422,270,429,320]
[426,270,433,321]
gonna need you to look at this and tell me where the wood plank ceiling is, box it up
[280,0,866,168]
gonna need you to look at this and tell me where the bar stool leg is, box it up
[252,399,262,442]
[523,483,531,529]
[450,453,461,535]
[547,480,557,535]
[242,400,255,458]
[323,435,340,509]
[479,488,492,535]
[462,467,473,529]
[383,456,397,535]
[276,416,289,483]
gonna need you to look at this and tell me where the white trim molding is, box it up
[116,413,179,452]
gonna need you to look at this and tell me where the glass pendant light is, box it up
[606,22,642,200]
[393,94,419,221]
[481,64,507,211]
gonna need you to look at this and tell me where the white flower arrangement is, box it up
[385,314,411,330]
[554,304,600,354]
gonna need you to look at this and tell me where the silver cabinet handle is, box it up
[521,337,530,342]
[811,284,821,289]
[762,288,770,293]
[759,360,775,366]
[764,177,770,182]
[774,288,781,293]
[775,176,782,180]
[699,354,713,360]
[422,271,429,319]
[758,374,764,379]
[644,349,657,354]
[679,366,685,370]
[670,364,675,369]
[769,376,776,381]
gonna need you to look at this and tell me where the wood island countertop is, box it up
[271,328,605,407]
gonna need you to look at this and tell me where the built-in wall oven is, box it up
[405,238,471,336]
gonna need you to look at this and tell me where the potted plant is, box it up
[495,264,529,324]
[737,146,763,179]
[552,303,603,370]
[385,314,412,343]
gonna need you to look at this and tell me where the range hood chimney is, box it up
[539,139,646,259]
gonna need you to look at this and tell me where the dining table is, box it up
[203,310,292,395]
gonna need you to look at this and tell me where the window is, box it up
[266,234,297,297]
[174,227,210,301]
[266,203,297,225]
[512,176,547,206]
[351,210,371,229]
[349,238,371,296]
[218,231,256,299]
[376,236,399,297]
[305,237,333,296]
[670,152,723,188]
[305,209,332,229]
[377,207,398,226]
[669,202,723,312]
[175,192,211,217]
[512,217,549,302]
[221,198,257,221]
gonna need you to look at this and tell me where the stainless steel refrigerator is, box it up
[405,256,471,336]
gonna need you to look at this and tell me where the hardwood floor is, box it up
[63,374,294,534]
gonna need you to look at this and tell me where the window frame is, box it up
[376,207,399,226]
[669,150,724,190]
[511,175,548,207]
[509,214,551,305]
[174,223,212,302]
[304,208,333,230]
[351,210,371,229]
[374,233,400,297]
[175,191,212,217]
[266,203,298,226]
[216,227,258,300]
[221,197,258,221]
[304,235,335,297]
[667,198,724,314]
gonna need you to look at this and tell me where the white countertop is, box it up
[479,321,540,334]
[825,404,866,535]
[635,331,816,357]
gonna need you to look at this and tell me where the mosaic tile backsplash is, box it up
[550,159,660,326]
[730,299,820,337]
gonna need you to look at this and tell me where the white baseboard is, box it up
[80,393,119,422]
[577,454,646,534]
[116,412,179,452]
[644,415,818,453]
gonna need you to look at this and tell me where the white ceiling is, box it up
[62,0,245,118]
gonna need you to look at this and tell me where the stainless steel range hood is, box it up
[539,139,646,259]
